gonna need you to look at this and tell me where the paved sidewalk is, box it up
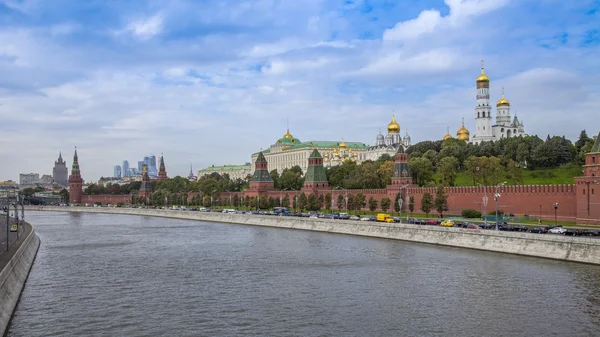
[0,218,29,272]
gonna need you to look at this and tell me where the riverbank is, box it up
[0,222,40,336]
[27,206,600,266]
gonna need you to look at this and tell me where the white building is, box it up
[471,62,526,144]
[198,164,252,181]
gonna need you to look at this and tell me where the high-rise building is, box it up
[19,173,40,187]
[122,160,129,177]
[53,152,69,187]
[114,165,122,178]
[144,155,157,177]
[138,161,144,172]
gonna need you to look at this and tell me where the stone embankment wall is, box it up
[0,222,40,336]
[29,206,600,265]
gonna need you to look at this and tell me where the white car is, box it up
[548,227,567,234]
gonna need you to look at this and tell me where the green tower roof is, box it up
[308,149,323,159]
[591,131,600,153]
[304,149,327,183]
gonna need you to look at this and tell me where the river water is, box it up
[8,212,600,336]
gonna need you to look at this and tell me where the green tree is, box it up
[394,193,402,214]
[279,168,304,190]
[423,149,438,165]
[233,194,240,207]
[380,197,391,213]
[307,194,320,211]
[298,192,307,211]
[408,157,434,186]
[368,197,378,212]
[409,196,415,216]
[505,159,523,185]
[324,192,332,211]
[575,130,591,152]
[282,194,290,208]
[354,192,366,212]
[270,169,280,189]
[434,186,449,217]
[337,194,345,210]
[259,196,269,210]
[421,192,433,217]
[437,156,459,186]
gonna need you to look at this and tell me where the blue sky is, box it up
[1,0,599,181]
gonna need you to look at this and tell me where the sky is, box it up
[0,0,599,182]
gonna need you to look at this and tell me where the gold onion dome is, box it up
[339,139,347,148]
[283,128,294,139]
[476,60,490,83]
[496,87,510,107]
[353,152,358,157]
[456,118,470,141]
[443,127,453,141]
[387,114,400,133]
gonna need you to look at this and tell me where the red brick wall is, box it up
[406,185,577,222]
[80,194,132,205]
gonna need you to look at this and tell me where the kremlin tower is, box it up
[68,148,83,204]
[157,155,168,181]
[139,164,152,203]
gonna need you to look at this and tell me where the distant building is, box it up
[114,165,122,178]
[187,164,197,181]
[0,180,18,189]
[39,174,54,187]
[198,164,252,181]
[52,152,69,187]
[122,160,130,177]
[19,173,40,187]
[137,161,144,172]
[144,155,157,177]
[128,168,138,176]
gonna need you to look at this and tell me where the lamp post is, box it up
[210,189,217,209]
[494,181,506,230]
[398,184,410,222]
[553,202,559,226]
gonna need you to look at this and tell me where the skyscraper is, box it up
[53,152,69,187]
[138,161,144,173]
[122,160,129,177]
[114,165,122,178]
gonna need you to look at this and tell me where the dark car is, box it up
[498,224,513,231]
[512,225,529,232]
[456,222,469,228]
[564,229,581,236]
[478,223,493,229]
[529,227,546,234]
[581,229,600,236]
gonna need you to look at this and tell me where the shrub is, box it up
[487,210,504,216]
[95,201,102,206]
[461,209,482,218]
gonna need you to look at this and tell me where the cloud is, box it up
[383,0,510,41]
[123,14,164,40]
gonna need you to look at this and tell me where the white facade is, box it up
[365,115,411,161]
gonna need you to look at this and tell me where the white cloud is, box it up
[384,0,510,41]
[124,14,164,40]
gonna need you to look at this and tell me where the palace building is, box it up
[250,114,412,174]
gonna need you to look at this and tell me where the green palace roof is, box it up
[200,164,251,172]
[253,140,369,155]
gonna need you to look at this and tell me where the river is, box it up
[8,211,600,336]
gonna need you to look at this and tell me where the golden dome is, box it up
[333,148,338,153]
[339,138,347,148]
[456,118,470,141]
[283,128,293,139]
[387,114,400,133]
[476,60,490,83]
[496,87,510,107]
[353,152,358,157]
[443,127,453,141]
[324,152,329,157]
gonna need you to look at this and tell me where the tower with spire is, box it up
[68,148,83,204]
[471,60,526,144]
[302,149,329,196]
[247,151,274,197]
[157,154,168,181]
[575,131,600,224]
[53,151,69,188]
[139,164,152,203]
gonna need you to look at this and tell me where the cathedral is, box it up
[365,114,411,161]
[469,61,526,144]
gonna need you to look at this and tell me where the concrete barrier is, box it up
[0,223,40,336]
[28,206,600,265]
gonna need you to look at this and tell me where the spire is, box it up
[591,131,600,153]
[462,117,465,126]
[481,59,484,73]
[189,163,193,175]
[59,151,62,160]
[71,147,80,173]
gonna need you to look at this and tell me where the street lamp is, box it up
[210,189,217,209]
[494,181,506,230]
[553,202,559,226]
[280,188,291,208]
[397,184,410,222]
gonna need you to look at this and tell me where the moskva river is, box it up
[8,212,600,336]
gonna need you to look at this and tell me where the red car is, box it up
[426,219,438,225]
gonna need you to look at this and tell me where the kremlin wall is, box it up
[66,132,600,225]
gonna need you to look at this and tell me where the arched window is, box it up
[593,156,596,164]
[477,112,480,118]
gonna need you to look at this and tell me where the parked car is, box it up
[548,227,567,234]
[529,227,546,234]
[350,215,360,221]
[478,223,493,229]
[466,224,481,230]
[581,229,600,236]
[441,220,455,227]
[512,225,529,232]
[564,229,581,236]
[425,219,438,225]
